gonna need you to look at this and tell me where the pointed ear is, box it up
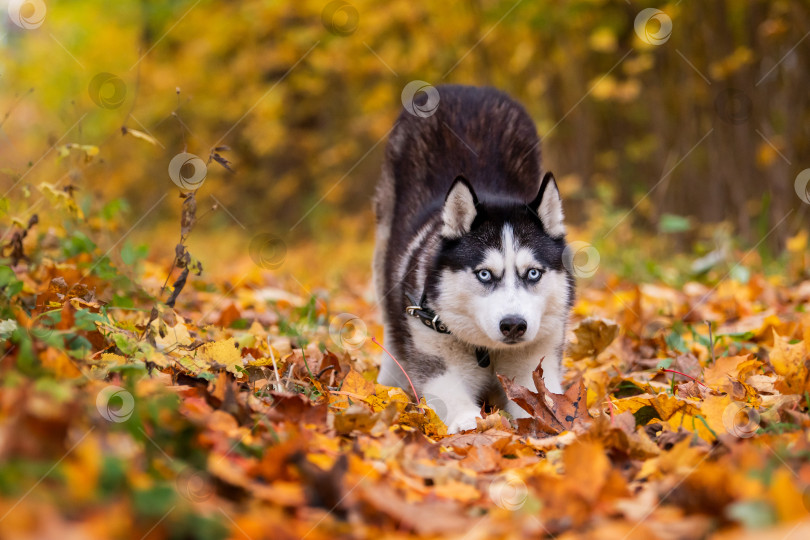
[530,172,566,238]
[441,176,478,239]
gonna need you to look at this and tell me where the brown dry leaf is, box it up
[499,362,589,436]
[262,392,328,425]
[592,412,660,459]
[216,302,242,327]
[441,430,512,449]
[459,444,502,473]
[568,317,619,361]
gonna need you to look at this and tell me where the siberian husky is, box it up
[373,85,574,433]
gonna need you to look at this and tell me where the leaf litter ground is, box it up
[2,245,810,539]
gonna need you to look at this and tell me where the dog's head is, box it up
[428,174,573,350]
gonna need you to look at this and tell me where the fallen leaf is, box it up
[499,362,590,436]
[568,317,619,361]
[769,329,808,394]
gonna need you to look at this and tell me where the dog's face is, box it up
[428,174,573,350]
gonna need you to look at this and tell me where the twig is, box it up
[606,396,615,425]
[267,336,283,391]
[315,365,336,380]
[329,390,368,401]
[706,320,715,364]
[371,336,423,412]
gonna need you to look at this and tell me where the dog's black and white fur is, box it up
[373,85,574,433]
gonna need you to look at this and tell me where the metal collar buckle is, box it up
[404,293,450,334]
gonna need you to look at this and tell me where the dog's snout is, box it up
[499,316,527,339]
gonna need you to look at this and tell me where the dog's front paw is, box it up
[445,410,481,433]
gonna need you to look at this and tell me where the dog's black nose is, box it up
[499,316,527,339]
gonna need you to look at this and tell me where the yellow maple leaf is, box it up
[199,338,244,377]
[98,352,126,365]
[769,330,808,394]
[341,368,375,398]
[700,393,742,440]
[703,354,760,388]
[245,346,283,367]
[613,393,699,421]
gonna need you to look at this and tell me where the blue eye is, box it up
[527,268,544,281]
[476,269,493,283]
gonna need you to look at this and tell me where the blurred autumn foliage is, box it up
[1,0,808,252]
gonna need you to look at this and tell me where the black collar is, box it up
[404,292,491,368]
[405,292,450,334]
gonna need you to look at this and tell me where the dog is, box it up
[373,84,574,433]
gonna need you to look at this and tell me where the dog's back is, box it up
[376,85,542,249]
[374,85,544,305]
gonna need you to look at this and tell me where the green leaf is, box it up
[75,309,109,331]
[33,378,74,402]
[111,293,135,309]
[91,256,119,280]
[656,357,673,370]
[726,500,776,529]
[729,264,751,284]
[0,266,23,299]
[108,362,147,376]
[174,513,229,540]
[689,326,711,348]
[719,330,755,341]
[99,198,130,222]
[120,240,148,267]
[66,334,93,358]
[133,484,177,517]
[665,331,689,354]
[112,333,139,356]
[98,456,127,496]
[62,230,97,257]
[659,213,691,233]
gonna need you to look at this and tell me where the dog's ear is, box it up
[441,176,478,239]
[530,172,566,238]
